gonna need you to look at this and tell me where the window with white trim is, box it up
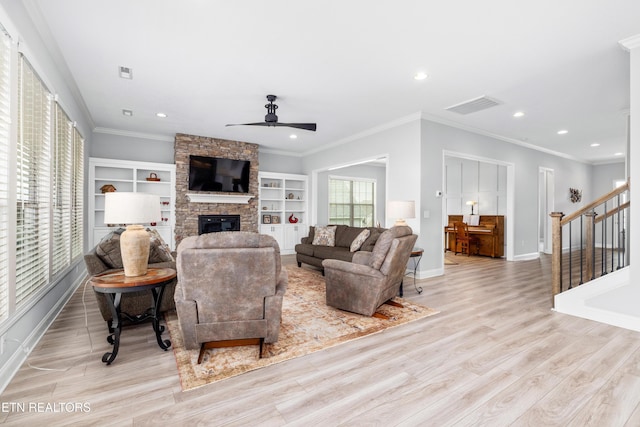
[71,127,84,260]
[15,54,52,305]
[329,177,376,227]
[0,26,11,322]
[52,103,72,276]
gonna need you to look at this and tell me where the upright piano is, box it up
[445,215,504,258]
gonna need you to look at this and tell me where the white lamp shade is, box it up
[104,192,161,224]
[387,200,416,220]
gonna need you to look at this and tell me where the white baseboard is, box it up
[513,252,540,261]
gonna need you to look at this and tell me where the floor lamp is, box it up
[104,192,160,277]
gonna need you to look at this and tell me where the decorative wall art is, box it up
[569,188,582,203]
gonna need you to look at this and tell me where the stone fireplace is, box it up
[174,133,259,247]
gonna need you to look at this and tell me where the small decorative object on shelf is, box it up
[288,193,294,199]
[272,215,281,224]
[569,188,582,203]
[263,214,271,224]
[146,172,161,181]
[100,184,117,193]
[288,214,299,223]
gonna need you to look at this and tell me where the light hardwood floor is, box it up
[2,253,640,426]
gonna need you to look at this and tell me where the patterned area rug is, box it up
[167,266,439,391]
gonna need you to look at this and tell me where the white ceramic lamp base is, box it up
[120,224,150,277]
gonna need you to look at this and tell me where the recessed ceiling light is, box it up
[156,112,167,118]
[289,134,297,139]
[118,66,133,79]
[590,143,600,147]
[414,72,428,81]
[615,152,624,156]
[513,111,525,118]
[122,109,133,116]
[557,130,568,135]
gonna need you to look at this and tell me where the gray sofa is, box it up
[295,225,385,271]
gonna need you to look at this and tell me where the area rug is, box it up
[166,266,439,391]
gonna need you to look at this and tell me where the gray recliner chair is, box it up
[322,226,418,317]
[174,231,287,363]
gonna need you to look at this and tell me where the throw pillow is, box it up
[349,229,371,252]
[95,228,126,268]
[312,225,337,247]
[147,228,175,263]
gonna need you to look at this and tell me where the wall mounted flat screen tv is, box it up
[188,155,251,193]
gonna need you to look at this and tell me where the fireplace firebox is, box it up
[198,215,240,234]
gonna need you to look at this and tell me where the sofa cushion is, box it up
[95,228,125,268]
[312,225,337,246]
[333,225,360,248]
[350,229,371,252]
[361,228,383,252]
[313,245,354,262]
[368,226,412,270]
[147,228,174,263]
[295,243,315,257]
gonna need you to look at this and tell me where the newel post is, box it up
[550,212,564,303]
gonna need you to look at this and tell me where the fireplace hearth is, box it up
[198,215,241,234]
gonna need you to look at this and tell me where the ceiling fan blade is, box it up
[225,122,271,127]
[275,122,317,131]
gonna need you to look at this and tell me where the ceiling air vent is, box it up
[445,96,501,115]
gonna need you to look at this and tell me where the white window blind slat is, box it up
[0,28,10,321]
[71,127,83,259]
[52,103,72,275]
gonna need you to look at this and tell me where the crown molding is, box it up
[619,34,640,51]
[418,112,590,164]
[93,127,174,142]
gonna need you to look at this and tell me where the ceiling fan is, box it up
[226,95,317,132]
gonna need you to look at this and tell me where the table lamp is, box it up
[387,200,415,226]
[104,192,160,277]
[466,200,477,215]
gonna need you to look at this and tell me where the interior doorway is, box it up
[538,167,554,254]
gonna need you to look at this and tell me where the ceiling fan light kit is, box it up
[226,95,317,132]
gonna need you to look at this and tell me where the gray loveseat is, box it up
[295,225,385,271]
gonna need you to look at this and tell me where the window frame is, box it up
[328,175,376,227]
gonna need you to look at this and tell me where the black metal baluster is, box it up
[579,215,584,285]
[591,211,596,280]
[617,193,622,269]
[568,221,573,289]
[602,202,607,276]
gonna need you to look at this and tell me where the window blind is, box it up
[0,28,11,321]
[52,103,72,275]
[71,127,83,259]
[16,55,51,305]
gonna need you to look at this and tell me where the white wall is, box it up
[301,120,421,233]
[259,151,304,174]
[91,130,174,164]
[444,156,507,216]
[420,119,593,273]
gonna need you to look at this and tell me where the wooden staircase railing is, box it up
[550,181,630,305]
